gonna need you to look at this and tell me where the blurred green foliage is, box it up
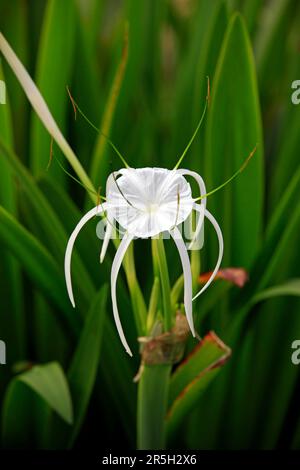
[0,0,300,450]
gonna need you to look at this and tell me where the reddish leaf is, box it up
[167,332,231,441]
[199,267,249,288]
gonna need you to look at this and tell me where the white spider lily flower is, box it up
[65,167,223,356]
[1,32,255,360]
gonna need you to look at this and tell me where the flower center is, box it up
[147,202,160,213]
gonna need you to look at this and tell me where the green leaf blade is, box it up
[167,332,231,442]
[204,13,264,268]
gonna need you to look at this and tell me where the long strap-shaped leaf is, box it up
[167,331,231,443]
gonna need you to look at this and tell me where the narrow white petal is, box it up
[99,171,122,262]
[65,204,106,307]
[111,234,134,356]
[176,169,207,206]
[188,203,205,250]
[177,169,206,249]
[170,227,195,336]
[100,221,113,263]
[106,170,121,191]
[192,205,224,301]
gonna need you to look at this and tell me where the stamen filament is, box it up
[46,137,54,171]
[195,145,257,202]
[55,157,106,200]
[66,87,130,169]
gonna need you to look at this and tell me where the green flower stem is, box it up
[190,210,201,293]
[138,238,173,450]
[137,364,171,449]
[146,277,160,333]
[151,237,172,332]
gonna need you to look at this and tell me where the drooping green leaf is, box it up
[19,363,73,424]
[49,285,108,448]
[2,361,73,449]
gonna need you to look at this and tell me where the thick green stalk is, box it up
[191,249,201,294]
[123,242,147,335]
[137,365,171,449]
[137,239,172,450]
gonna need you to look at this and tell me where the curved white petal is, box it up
[65,203,106,307]
[176,169,207,207]
[170,227,195,336]
[111,233,134,356]
[177,169,207,249]
[106,170,121,193]
[192,204,224,301]
[99,172,120,263]
[188,203,205,250]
